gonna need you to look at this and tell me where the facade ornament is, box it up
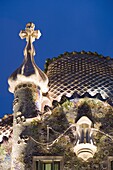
[19,22,41,57]
[74,116,97,161]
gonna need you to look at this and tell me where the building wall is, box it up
[0,98,113,169]
[29,98,113,170]
[0,138,12,170]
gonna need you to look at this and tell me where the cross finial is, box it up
[19,22,41,56]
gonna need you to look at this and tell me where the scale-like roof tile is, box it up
[46,52,113,105]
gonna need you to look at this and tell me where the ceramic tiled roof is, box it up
[46,52,113,105]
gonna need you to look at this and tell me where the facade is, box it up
[0,22,113,170]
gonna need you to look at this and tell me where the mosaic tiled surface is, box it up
[46,52,113,105]
[0,114,13,170]
[0,114,13,143]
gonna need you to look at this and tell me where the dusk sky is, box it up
[0,0,113,118]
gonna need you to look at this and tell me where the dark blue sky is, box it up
[0,0,113,118]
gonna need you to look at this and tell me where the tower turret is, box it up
[8,23,51,170]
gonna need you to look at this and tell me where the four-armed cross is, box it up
[19,22,41,42]
[19,22,41,56]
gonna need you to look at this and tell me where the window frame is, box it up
[33,156,64,170]
[108,156,113,170]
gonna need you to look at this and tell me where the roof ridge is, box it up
[44,51,112,72]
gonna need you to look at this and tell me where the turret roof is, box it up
[8,23,49,94]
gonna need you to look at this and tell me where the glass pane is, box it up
[111,161,113,170]
[54,162,60,170]
[42,163,44,170]
[35,160,61,170]
[36,161,39,170]
[45,163,51,170]
[36,161,43,170]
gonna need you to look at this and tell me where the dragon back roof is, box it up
[46,51,113,105]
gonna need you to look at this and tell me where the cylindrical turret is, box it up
[11,83,42,169]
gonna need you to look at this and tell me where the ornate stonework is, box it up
[8,22,49,94]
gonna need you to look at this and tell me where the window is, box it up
[111,161,113,170]
[33,156,63,170]
[108,156,113,170]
